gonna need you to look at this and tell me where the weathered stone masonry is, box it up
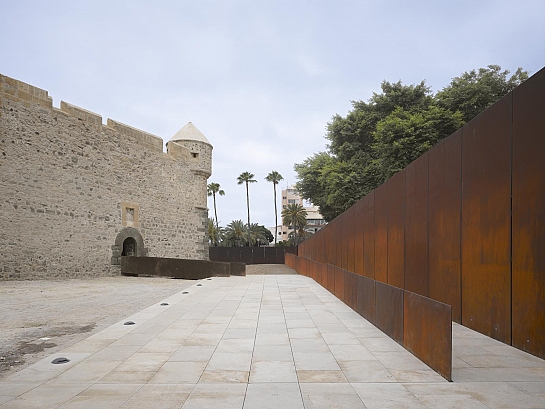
[0,74,212,280]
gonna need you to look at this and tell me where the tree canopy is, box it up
[295,65,528,221]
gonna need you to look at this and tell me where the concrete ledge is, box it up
[121,256,245,279]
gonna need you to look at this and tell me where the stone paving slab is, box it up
[1,274,544,408]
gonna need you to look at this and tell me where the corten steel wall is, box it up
[387,171,405,288]
[461,92,512,344]
[295,67,545,359]
[209,247,296,264]
[512,68,545,357]
[405,153,429,297]
[374,183,389,283]
[362,192,375,279]
[354,199,365,276]
[288,255,452,381]
[428,131,462,323]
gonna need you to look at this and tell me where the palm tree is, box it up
[207,182,225,229]
[207,218,221,246]
[237,171,257,246]
[265,171,284,245]
[281,203,307,246]
[248,223,272,246]
[224,220,247,247]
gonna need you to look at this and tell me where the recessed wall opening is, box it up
[112,227,147,265]
[122,237,137,256]
[191,152,199,159]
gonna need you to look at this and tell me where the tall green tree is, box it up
[237,171,257,246]
[295,65,528,221]
[207,182,225,229]
[436,65,528,122]
[373,105,463,181]
[281,203,307,246]
[265,171,284,245]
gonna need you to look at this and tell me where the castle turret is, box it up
[166,122,212,259]
[166,122,212,178]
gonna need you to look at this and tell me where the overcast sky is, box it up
[1,0,544,229]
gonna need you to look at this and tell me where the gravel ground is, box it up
[0,264,296,379]
[0,276,195,379]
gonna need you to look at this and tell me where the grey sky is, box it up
[1,0,544,229]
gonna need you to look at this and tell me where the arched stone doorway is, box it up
[122,237,137,256]
[111,227,148,265]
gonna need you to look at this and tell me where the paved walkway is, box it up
[0,274,544,408]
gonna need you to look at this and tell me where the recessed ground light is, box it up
[51,357,70,364]
[182,291,189,294]
[160,303,169,306]
[124,321,135,325]
[197,284,202,286]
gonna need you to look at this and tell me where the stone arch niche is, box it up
[111,227,148,265]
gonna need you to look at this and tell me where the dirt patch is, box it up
[0,276,194,379]
[246,264,297,275]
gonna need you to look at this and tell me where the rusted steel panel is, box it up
[334,265,345,300]
[461,93,512,344]
[264,248,275,264]
[229,247,241,263]
[319,263,327,287]
[344,270,358,310]
[253,247,265,264]
[312,260,318,282]
[320,227,327,265]
[333,217,342,268]
[327,264,336,293]
[209,247,217,261]
[276,248,285,264]
[363,191,375,279]
[339,213,346,269]
[375,281,404,343]
[322,229,328,264]
[387,170,405,288]
[428,131,462,323]
[341,213,349,270]
[346,205,356,273]
[405,153,429,297]
[240,247,253,264]
[512,67,545,359]
[354,198,365,276]
[321,229,329,265]
[356,275,376,322]
[284,253,294,269]
[374,183,388,283]
[403,291,452,381]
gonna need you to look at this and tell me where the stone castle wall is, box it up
[0,74,211,280]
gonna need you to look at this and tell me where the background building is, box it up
[277,185,326,243]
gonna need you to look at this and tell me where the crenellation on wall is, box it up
[106,118,163,152]
[60,101,102,126]
[1,74,53,109]
[1,73,213,280]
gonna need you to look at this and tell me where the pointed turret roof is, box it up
[169,122,211,146]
